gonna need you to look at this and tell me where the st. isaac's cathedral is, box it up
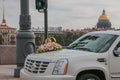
[97,10,111,29]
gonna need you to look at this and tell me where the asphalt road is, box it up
[0,65,19,80]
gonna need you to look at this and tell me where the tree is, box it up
[35,36,43,46]
[53,33,82,46]
[64,32,73,46]
[0,35,2,45]
[54,34,65,46]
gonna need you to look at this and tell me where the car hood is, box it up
[27,49,96,62]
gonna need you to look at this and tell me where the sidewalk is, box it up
[0,65,19,80]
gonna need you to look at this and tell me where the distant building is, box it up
[0,3,17,45]
[62,28,95,34]
[32,27,63,43]
[32,27,63,34]
[97,10,111,29]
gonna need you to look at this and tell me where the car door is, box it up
[109,36,120,79]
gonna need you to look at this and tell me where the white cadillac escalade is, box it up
[20,30,120,80]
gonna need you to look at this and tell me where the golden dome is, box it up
[1,22,7,26]
[99,15,110,20]
[98,10,110,20]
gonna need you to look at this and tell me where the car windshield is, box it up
[67,33,118,53]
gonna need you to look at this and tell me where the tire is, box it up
[78,73,101,80]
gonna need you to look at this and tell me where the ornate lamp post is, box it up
[14,0,35,77]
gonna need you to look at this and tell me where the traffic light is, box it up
[36,0,47,10]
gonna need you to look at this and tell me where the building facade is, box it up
[0,3,17,45]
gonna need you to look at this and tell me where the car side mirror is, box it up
[113,47,120,57]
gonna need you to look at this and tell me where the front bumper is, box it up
[20,69,76,80]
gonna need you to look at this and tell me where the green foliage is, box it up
[54,34,65,46]
[54,33,81,46]
[35,33,83,47]
[35,36,43,46]
[0,35,2,45]
[64,32,80,46]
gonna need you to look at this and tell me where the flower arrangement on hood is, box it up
[37,37,62,53]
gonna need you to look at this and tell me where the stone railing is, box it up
[0,45,67,65]
[0,45,16,65]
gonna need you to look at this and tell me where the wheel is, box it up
[78,73,101,80]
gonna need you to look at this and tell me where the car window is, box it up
[68,33,118,53]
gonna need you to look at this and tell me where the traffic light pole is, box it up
[37,0,48,40]
[44,8,48,40]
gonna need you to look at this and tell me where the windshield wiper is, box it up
[75,47,93,52]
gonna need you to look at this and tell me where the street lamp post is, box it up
[14,0,35,77]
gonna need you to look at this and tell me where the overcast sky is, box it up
[0,0,120,29]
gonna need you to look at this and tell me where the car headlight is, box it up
[53,58,68,75]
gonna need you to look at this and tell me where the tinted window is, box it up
[68,33,118,53]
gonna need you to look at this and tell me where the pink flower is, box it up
[37,37,62,53]
[47,43,54,51]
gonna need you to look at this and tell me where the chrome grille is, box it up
[25,59,50,74]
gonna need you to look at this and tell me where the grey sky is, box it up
[0,0,120,29]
